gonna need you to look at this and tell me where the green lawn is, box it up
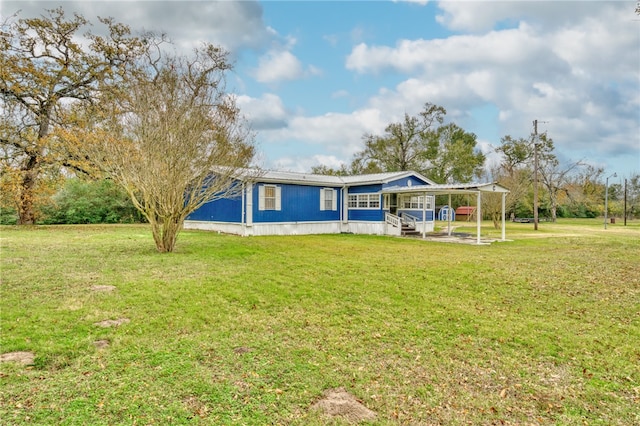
[1,220,639,425]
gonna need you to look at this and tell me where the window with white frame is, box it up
[400,195,434,209]
[347,193,380,209]
[259,184,281,211]
[320,188,337,211]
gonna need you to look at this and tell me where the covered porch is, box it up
[381,182,510,245]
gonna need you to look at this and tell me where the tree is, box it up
[482,136,534,228]
[68,44,256,252]
[40,178,143,224]
[0,8,146,224]
[565,165,603,218]
[310,164,350,176]
[425,123,485,183]
[624,174,640,220]
[353,103,446,173]
[348,103,485,183]
[538,154,583,222]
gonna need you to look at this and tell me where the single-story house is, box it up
[184,169,510,243]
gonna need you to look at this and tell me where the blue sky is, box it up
[4,1,640,181]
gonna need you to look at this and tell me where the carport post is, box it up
[422,191,427,239]
[501,192,506,241]
[447,193,452,236]
[476,191,482,245]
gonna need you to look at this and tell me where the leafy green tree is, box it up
[41,178,143,224]
[425,123,485,183]
[353,103,445,173]
[343,103,485,183]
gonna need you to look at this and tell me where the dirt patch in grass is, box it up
[310,387,376,423]
[93,318,129,328]
[183,395,210,419]
[233,346,252,355]
[93,339,110,349]
[0,351,35,365]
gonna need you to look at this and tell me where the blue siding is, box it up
[348,184,381,194]
[253,183,341,223]
[384,175,430,189]
[398,209,434,221]
[346,184,384,222]
[188,196,242,222]
[348,209,385,221]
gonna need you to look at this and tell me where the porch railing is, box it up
[385,213,401,228]
[400,212,419,228]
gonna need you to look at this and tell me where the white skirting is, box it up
[183,220,423,236]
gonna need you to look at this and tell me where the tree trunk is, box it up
[491,213,500,230]
[150,215,182,253]
[17,157,40,225]
[550,193,558,222]
[17,110,50,225]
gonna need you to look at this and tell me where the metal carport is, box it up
[381,182,510,244]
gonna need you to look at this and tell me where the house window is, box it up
[259,185,281,211]
[369,194,380,208]
[348,193,380,209]
[320,188,337,211]
[264,186,276,209]
[400,195,434,209]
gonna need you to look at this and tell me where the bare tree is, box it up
[485,136,536,227]
[483,166,530,229]
[69,45,256,252]
[539,156,584,222]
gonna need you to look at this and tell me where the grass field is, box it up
[1,220,639,425]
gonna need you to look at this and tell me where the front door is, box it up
[386,193,398,215]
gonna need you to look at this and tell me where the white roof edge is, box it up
[238,169,435,187]
[382,182,510,193]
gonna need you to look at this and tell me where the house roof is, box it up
[248,169,435,187]
[234,168,508,193]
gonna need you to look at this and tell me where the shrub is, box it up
[40,179,143,224]
[0,207,18,225]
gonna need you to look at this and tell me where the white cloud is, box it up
[346,24,552,76]
[4,1,277,54]
[252,50,304,83]
[342,2,639,173]
[236,93,289,130]
[260,108,386,159]
[434,1,607,33]
[252,49,321,83]
[274,154,346,173]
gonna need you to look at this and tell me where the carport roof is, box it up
[381,182,509,194]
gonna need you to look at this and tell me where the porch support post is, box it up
[476,191,482,245]
[501,192,506,241]
[447,193,452,236]
[422,191,427,239]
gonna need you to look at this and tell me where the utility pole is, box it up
[533,120,539,231]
